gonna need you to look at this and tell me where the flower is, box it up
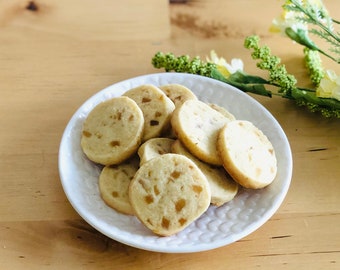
[316,70,340,101]
[270,9,320,52]
[270,9,308,35]
[206,50,243,78]
[271,0,339,62]
[271,0,330,34]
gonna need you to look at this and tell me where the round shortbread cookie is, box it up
[81,96,144,165]
[123,84,175,141]
[209,103,236,121]
[171,99,231,165]
[129,153,211,236]
[217,120,277,189]
[99,156,139,215]
[171,140,238,206]
[138,137,175,165]
[159,84,198,107]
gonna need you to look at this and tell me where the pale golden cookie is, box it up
[129,153,211,236]
[172,140,238,206]
[209,103,236,121]
[159,84,198,107]
[123,84,175,141]
[217,120,277,189]
[171,99,231,165]
[81,96,144,165]
[159,83,197,139]
[99,156,139,215]
[138,137,175,165]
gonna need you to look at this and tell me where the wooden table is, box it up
[1,0,339,268]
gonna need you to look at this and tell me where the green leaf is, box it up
[285,28,320,51]
[292,88,340,110]
[228,71,269,84]
[210,69,272,97]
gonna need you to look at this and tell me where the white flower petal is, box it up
[206,51,244,76]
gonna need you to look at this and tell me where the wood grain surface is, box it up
[0,0,339,269]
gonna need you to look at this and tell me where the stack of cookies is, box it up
[80,83,277,236]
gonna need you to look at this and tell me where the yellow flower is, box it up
[270,0,328,36]
[316,70,340,101]
[206,50,243,78]
[270,9,307,35]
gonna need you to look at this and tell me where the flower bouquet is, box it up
[152,0,340,118]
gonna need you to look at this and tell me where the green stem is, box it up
[290,0,340,44]
[317,48,339,63]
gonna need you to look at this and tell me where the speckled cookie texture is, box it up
[81,96,144,165]
[138,137,175,165]
[79,82,279,238]
[99,155,139,215]
[171,140,238,206]
[159,83,198,107]
[129,153,211,236]
[171,99,232,166]
[123,84,175,141]
[217,120,277,189]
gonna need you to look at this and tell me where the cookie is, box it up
[217,120,277,189]
[138,137,175,165]
[171,140,238,206]
[129,153,211,236]
[99,155,139,215]
[208,103,236,121]
[81,96,144,165]
[171,99,231,165]
[123,84,175,141]
[159,84,198,107]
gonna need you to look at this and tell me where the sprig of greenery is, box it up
[152,52,272,97]
[152,52,215,77]
[244,35,340,118]
[152,1,340,118]
[151,35,340,118]
[303,47,324,85]
[292,89,340,118]
[244,35,297,97]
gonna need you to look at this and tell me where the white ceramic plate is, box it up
[58,73,292,253]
